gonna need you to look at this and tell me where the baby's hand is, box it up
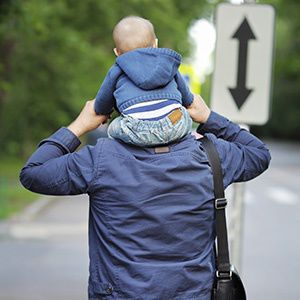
[187,94,211,124]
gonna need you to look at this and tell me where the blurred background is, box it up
[0,0,299,299]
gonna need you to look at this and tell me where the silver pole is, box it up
[230,181,247,271]
[230,123,249,271]
[229,0,256,273]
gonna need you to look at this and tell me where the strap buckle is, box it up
[216,270,232,279]
[215,198,227,209]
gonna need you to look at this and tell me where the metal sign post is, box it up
[211,1,275,271]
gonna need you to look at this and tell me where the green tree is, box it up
[252,0,300,139]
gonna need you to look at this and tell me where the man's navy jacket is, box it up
[20,112,271,300]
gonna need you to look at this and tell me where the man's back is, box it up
[88,135,216,299]
[20,109,270,300]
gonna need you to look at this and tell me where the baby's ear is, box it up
[113,48,120,57]
[154,38,158,48]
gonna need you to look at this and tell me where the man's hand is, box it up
[68,99,109,138]
[187,94,211,124]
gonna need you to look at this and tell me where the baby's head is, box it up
[113,16,157,56]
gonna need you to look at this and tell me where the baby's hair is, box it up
[113,16,157,54]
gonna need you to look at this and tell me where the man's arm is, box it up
[20,100,108,195]
[188,95,271,187]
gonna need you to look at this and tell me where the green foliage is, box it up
[252,0,300,139]
[0,182,38,219]
[0,157,38,219]
[0,0,109,155]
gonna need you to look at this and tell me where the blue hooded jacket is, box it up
[94,48,194,115]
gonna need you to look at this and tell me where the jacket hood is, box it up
[116,48,181,90]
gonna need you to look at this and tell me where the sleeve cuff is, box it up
[185,92,194,106]
[38,127,81,153]
[196,111,230,135]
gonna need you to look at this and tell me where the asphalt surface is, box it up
[0,195,89,300]
[242,141,300,300]
[0,140,299,300]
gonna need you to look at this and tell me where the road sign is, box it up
[211,3,275,125]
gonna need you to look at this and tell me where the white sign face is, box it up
[211,3,275,125]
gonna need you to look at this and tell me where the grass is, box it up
[0,158,39,219]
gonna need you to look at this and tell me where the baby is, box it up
[94,16,194,147]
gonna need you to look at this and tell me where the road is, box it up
[0,195,89,300]
[0,140,299,300]
[242,141,300,300]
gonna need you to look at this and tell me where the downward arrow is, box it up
[229,17,256,109]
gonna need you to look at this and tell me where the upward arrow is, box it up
[229,17,256,109]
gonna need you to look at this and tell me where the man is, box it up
[20,95,270,300]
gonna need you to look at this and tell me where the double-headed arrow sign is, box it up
[229,17,256,109]
[211,3,275,125]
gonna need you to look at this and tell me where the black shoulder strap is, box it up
[200,136,231,277]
